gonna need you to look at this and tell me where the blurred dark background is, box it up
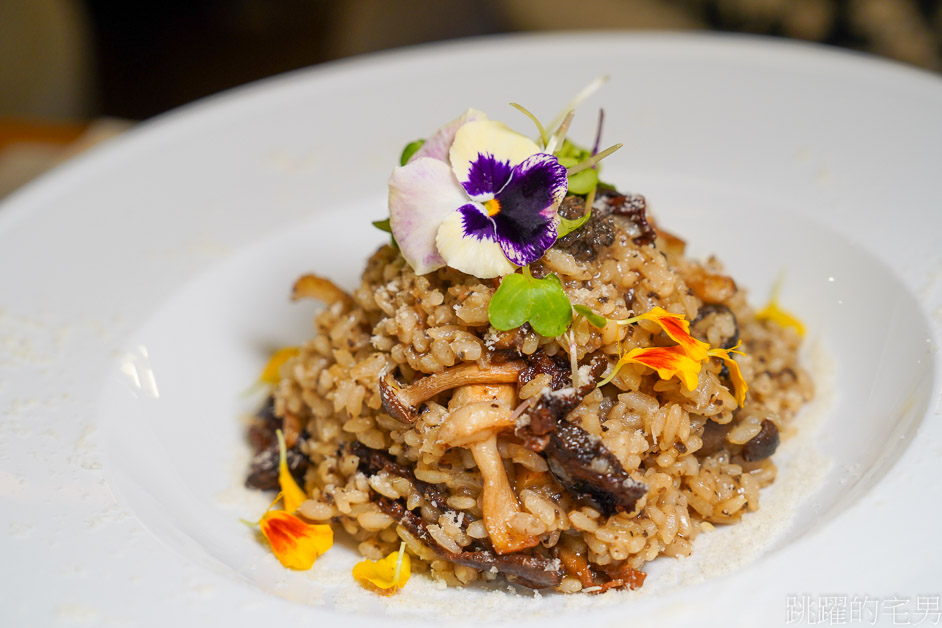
[1,0,939,196]
[2,0,941,121]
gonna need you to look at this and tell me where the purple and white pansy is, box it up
[388,110,568,278]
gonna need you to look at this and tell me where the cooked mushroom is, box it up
[595,187,656,246]
[543,420,647,517]
[245,396,309,490]
[376,497,563,589]
[742,419,780,462]
[692,304,740,350]
[291,273,353,307]
[516,356,647,516]
[350,441,449,511]
[380,361,525,423]
[438,384,539,555]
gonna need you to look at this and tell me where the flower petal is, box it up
[489,152,567,266]
[352,544,412,593]
[708,345,749,406]
[624,345,702,391]
[259,510,333,570]
[389,157,468,275]
[259,347,299,385]
[756,300,805,336]
[436,209,516,278]
[461,153,514,200]
[410,108,487,164]
[277,429,306,513]
[449,120,541,197]
[636,307,710,361]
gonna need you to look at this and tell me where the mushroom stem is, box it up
[291,273,353,307]
[438,384,538,555]
[468,435,539,554]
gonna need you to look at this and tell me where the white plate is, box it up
[2,33,940,627]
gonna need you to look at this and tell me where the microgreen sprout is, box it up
[572,304,607,329]
[566,143,623,176]
[510,102,549,148]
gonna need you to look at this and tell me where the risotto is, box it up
[243,101,813,594]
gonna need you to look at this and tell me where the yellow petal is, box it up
[353,543,412,594]
[259,510,333,570]
[756,300,805,336]
[276,429,306,513]
[708,344,749,406]
[623,345,702,391]
[260,347,299,385]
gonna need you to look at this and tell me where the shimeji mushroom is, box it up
[436,383,539,555]
[379,361,525,423]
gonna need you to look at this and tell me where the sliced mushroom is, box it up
[438,384,539,555]
[543,420,647,517]
[291,273,353,307]
[516,356,647,516]
[436,384,517,446]
[380,361,525,423]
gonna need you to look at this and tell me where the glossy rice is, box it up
[255,195,813,592]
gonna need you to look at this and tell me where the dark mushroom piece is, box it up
[594,187,657,246]
[691,303,740,350]
[543,421,647,517]
[380,361,525,423]
[742,419,780,462]
[349,441,449,512]
[245,396,309,490]
[376,497,563,589]
[517,355,647,517]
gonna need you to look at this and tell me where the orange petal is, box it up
[352,543,412,594]
[708,343,749,406]
[624,345,702,391]
[260,510,333,570]
[638,307,710,361]
[276,429,306,513]
[260,347,299,385]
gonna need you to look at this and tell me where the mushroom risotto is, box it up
[243,93,813,594]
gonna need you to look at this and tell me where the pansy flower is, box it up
[389,112,568,278]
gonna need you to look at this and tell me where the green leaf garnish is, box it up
[399,140,425,166]
[372,218,392,233]
[488,267,573,338]
[557,141,600,195]
[572,304,607,329]
[557,209,591,239]
[555,139,591,162]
